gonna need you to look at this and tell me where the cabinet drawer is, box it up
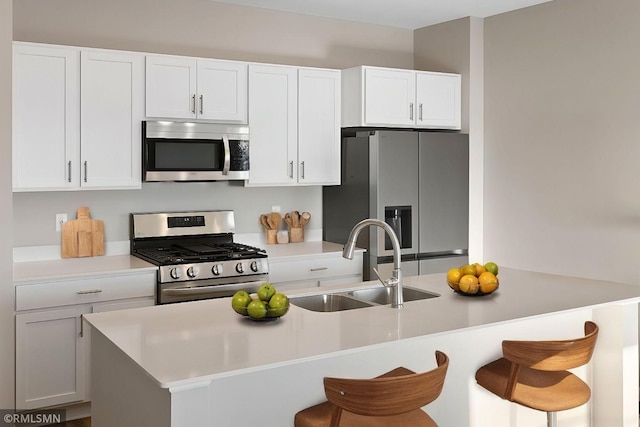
[16,272,156,311]
[269,253,363,284]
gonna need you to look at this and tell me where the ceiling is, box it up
[212,0,553,30]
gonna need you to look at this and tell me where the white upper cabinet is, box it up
[363,67,416,127]
[145,56,248,123]
[13,44,80,191]
[248,64,298,185]
[298,68,341,185]
[80,51,144,189]
[12,43,144,192]
[342,65,461,130]
[248,65,340,186]
[415,71,461,129]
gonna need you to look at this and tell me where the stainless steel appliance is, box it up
[142,121,250,182]
[130,210,268,304]
[323,129,469,279]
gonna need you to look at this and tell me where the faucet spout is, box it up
[343,219,404,308]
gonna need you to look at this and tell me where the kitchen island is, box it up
[84,268,640,427]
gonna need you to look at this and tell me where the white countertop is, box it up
[13,241,357,283]
[13,255,157,284]
[263,240,360,260]
[84,268,640,389]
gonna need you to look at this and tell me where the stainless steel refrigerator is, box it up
[323,129,469,280]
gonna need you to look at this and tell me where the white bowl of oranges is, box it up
[447,262,499,296]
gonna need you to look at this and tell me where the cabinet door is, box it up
[16,307,87,410]
[145,56,197,119]
[248,65,298,185]
[12,44,80,191]
[415,72,461,130]
[80,51,144,189]
[197,60,248,123]
[363,68,415,127]
[298,69,341,185]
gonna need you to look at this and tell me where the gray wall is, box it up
[484,0,640,284]
[12,0,415,247]
[1,0,14,409]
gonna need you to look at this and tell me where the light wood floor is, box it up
[48,417,90,427]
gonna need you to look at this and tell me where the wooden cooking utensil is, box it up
[284,213,293,227]
[61,207,105,258]
[291,211,300,227]
[260,214,271,230]
[269,212,282,230]
[300,212,311,226]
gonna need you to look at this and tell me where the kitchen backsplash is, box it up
[12,182,322,247]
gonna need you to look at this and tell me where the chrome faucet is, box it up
[342,218,403,308]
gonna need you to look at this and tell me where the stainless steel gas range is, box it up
[130,210,269,304]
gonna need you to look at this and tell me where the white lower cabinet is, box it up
[14,272,155,410]
[268,251,364,290]
[16,307,88,410]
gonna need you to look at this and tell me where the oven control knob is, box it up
[170,268,182,280]
[211,264,223,276]
[187,266,199,278]
[250,261,259,272]
[235,263,244,274]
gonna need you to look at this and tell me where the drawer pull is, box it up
[310,267,328,272]
[77,289,103,295]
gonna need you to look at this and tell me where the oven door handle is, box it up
[162,280,264,296]
[222,135,231,176]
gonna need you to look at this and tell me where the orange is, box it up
[478,272,499,294]
[460,264,476,277]
[447,268,462,285]
[458,274,479,294]
[473,263,486,276]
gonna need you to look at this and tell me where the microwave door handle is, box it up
[222,135,231,175]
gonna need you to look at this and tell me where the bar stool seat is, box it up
[294,351,449,427]
[475,321,598,427]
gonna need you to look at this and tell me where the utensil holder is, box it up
[266,229,277,244]
[290,227,304,243]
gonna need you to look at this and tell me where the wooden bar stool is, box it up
[294,350,449,427]
[475,321,599,427]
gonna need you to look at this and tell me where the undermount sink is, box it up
[290,294,373,312]
[348,286,439,305]
[290,286,439,312]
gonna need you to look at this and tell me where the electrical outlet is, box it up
[55,214,67,232]
[271,206,281,213]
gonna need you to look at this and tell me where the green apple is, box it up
[257,283,276,302]
[247,299,267,319]
[231,290,252,316]
[267,293,290,317]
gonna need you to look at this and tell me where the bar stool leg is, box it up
[547,411,557,427]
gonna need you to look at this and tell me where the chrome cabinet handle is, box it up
[419,103,423,121]
[289,161,294,178]
[83,161,88,183]
[409,103,414,120]
[67,161,72,183]
[77,289,103,295]
[199,95,203,115]
[191,94,196,114]
[300,161,305,179]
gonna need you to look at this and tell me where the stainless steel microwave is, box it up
[142,121,250,182]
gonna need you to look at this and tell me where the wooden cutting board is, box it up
[61,207,105,258]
